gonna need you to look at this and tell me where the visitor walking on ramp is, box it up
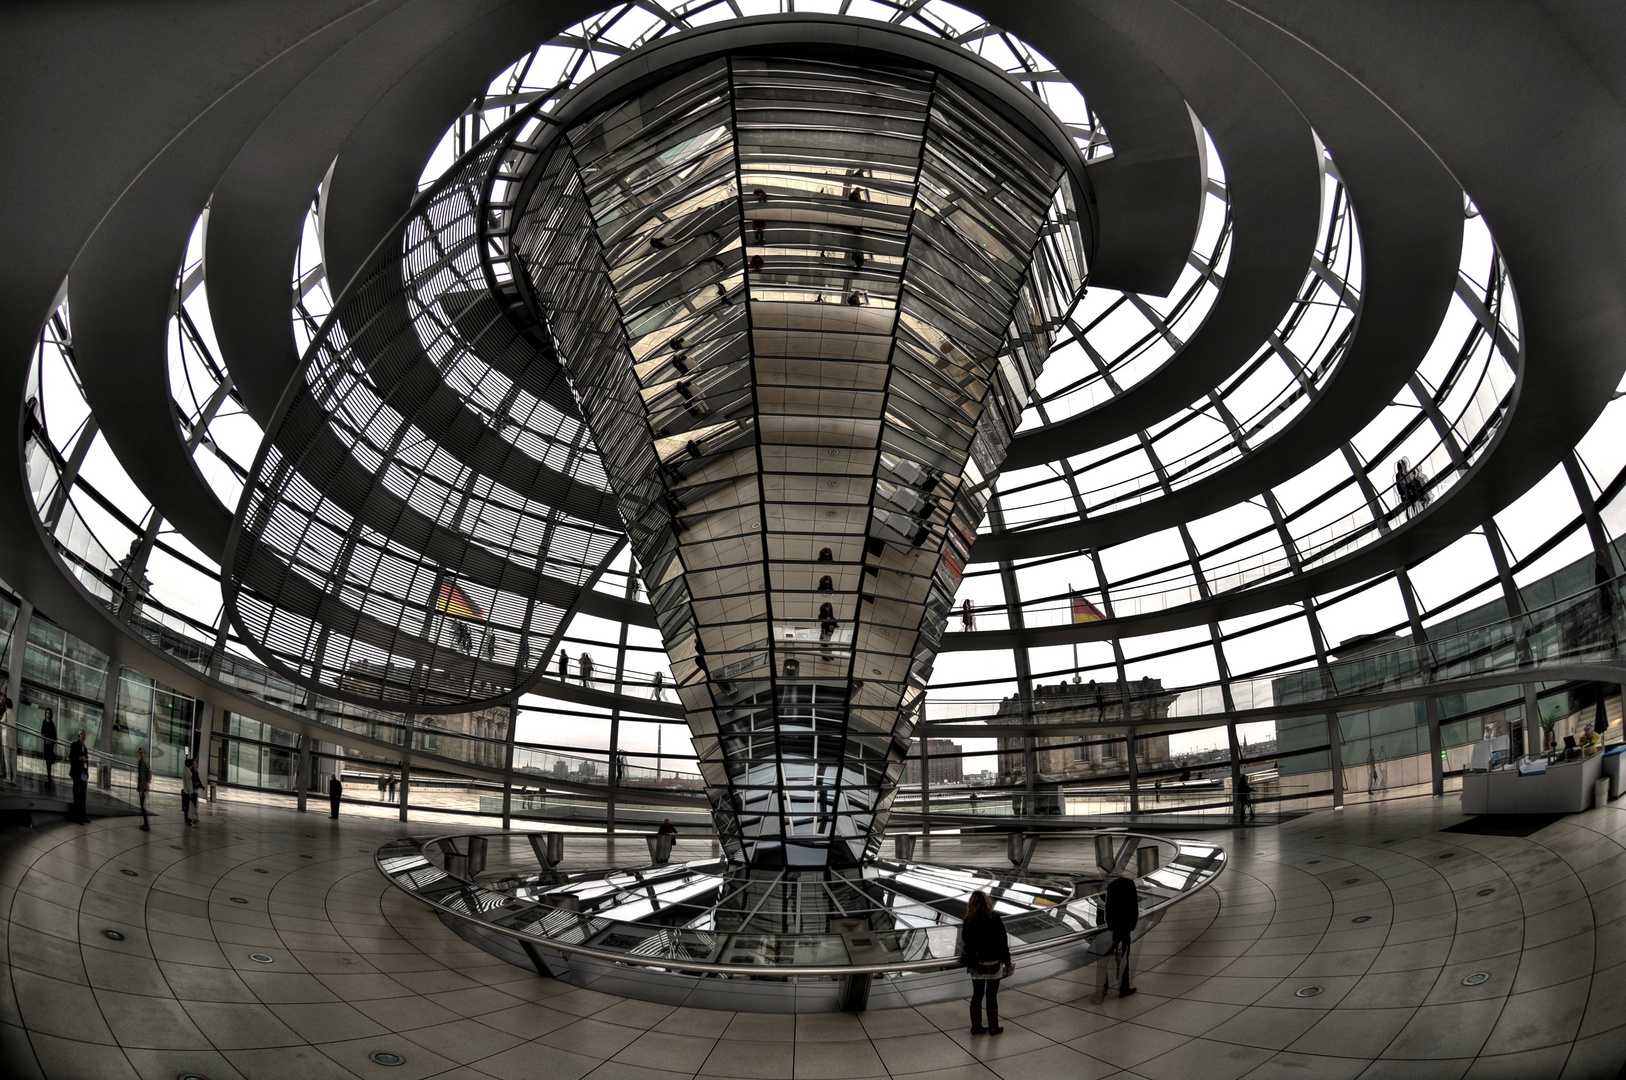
[961,889,1013,1035]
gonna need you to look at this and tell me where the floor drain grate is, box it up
[1476,888,1495,897]
[103,930,124,941]
[230,897,248,904]
[121,869,138,877]
[1344,878,1360,885]
[1295,986,1323,998]
[369,1052,405,1066]
[249,953,274,964]
[1351,916,1372,924]
[1463,972,1489,986]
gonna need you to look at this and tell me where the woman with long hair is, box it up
[960,890,1013,1035]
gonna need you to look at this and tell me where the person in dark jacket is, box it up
[328,773,342,818]
[1103,875,1139,997]
[188,760,204,827]
[1236,770,1256,821]
[40,707,58,791]
[136,746,151,830]
[181,757,201,827]
[961,889,1013,1035]
[68,729,90,823]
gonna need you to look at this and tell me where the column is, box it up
[1327,712,1345,809]
[1226,721,1243,815]
[97,664,119,789]
[919,734,931,835]
[3,600,31,780]
[295,734,309,813]
[1125,727,1140,814]
[501,703,516,829]
[398,759,410,822]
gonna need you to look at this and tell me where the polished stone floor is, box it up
[2,795,1624,1079]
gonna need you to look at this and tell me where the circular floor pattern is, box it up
[3,798,1626,1079]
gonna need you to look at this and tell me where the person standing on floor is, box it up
[180,756,196,827]
[328,772,342,818]
[40,706,58,791]
[68,729,89,823]
[136,746,151,830]
[189,758,205,826]
[1102,875,1139,998]
[1236,769,1255,821]
[378,771,388,801]
[961,889,1013,1035]
[387,773,397,803]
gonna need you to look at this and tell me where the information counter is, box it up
[1461,754,1603,815]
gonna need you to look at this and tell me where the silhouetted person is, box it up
[579,653,595,687]
[329,773,342,818]
[136,747,151,831]
[1103,875,1139,997]
[961,599,975,632]
[657,818,677,836]
[961,889,1012,1035]
[1236,770,1256,821]
[68,729,89,823]
[651,670,666,701]
[40,707,57,791]
[558,650,569,680]
[388,774,398,803]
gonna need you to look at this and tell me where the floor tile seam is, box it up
[1553,811,1626,851]
[1374,853,1467,957]
[355,869,464,976]
[0,893,51,1080]
[1523,834,1615,924]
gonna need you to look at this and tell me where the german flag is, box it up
[1071,595,1106,623]
[436,582,485,621]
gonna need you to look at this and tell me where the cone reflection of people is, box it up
[1103,875,1139,997]
[961,890,1012,1035]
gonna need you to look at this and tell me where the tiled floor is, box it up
[2,797,1625,1079]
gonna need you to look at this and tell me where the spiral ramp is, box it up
[3,0,1626,801]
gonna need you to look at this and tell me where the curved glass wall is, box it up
[9,0,1625,849]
